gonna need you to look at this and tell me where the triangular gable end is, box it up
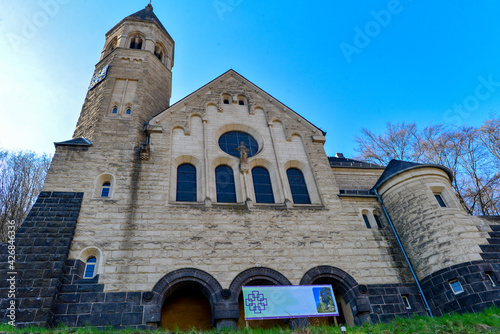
[149,69,326,136]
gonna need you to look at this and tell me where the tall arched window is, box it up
[252,167,274,203]
[101,182,111,197]
[216,165,236,203]
[84,257,97,278]
[362,214,371,229]
[286,168,311,204]
[176,164,197,202]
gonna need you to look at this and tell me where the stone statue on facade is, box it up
[235,142,250,163]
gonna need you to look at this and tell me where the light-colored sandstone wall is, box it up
[72,18,173,145]
[378,168,488,280]
[42,72,418,293]
[332,167,384,190]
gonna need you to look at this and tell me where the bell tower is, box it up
[73,4,174,146]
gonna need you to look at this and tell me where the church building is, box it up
[3,5,500,330]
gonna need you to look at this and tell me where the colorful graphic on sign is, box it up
[242,285,339,320]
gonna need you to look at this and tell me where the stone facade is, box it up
[2,5,499,330]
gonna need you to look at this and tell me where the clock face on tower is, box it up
[88,65,109,90]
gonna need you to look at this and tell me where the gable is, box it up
[150,69,326,140]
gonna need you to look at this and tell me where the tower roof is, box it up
[108,5,172,40]
[371,159,454,191]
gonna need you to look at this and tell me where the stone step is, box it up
[490,225,500,232]
[481,253,500,260]
[59,283,104,293]
[487,238,500,245]
[480,244,500,253]
[488,231,500,238]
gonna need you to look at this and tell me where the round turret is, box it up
[375,160,497,316]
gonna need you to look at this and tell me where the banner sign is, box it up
[242,285,339,320]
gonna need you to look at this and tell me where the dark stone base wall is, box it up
[53,277,429,329]
[365,283,427,323]
[421,260,500,316]
[54,259,146,329]
[0,192,83,327]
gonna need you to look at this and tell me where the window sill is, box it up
[168,201,325,210]
[90,197,116,201]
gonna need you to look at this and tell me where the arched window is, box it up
[84,257,97,278]
[176,164,197,202]
[101,182,111,197]
[216,165,236,203]
[130,35,143,49]
[126,108,132,115]
[222,93,231,105]
[252,167,274,203]
[374,214,383,228]
[286,168,311,204]
[362,214,371,229]
[154,45,164,62]
[237,95,246,105]
[112,106,118,114]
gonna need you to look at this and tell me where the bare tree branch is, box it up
[0,150,51,241]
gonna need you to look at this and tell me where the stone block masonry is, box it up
[420,260,500,316]
[0,192,83,327]
[53,259,146,330]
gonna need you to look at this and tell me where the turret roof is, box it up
[371,159,454,191]
[108,5,172,40]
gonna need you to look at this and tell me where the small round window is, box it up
[218,131,258,158]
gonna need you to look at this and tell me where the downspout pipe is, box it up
[374,189,434,317]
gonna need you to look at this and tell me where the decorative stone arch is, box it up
[171,155,203,202]
[236,94,247,105]
[360,208,377,229]
[228,267,292,302]
[76,246,103,278]
[227,267,292,329]
[154,41,166,63]
[252,105,265,116]
[248,158,282,203]
[171,124,187,136]
[93,173,116,199]
[128,32,145,49]
[211,156,242,203]
[221,93,233,105]
[283,160,320,204]
[104,37,118,57]
[144,268,224,328]
[214,123,265,157]
[300,266,370,326]
[289,132,304,142]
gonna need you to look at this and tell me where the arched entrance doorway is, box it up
[301,266,360,327]
[229,267,292,329]
[308,278,353,326]
[237,279,287,329]
[161,282,213,331]
[150,268,223,331]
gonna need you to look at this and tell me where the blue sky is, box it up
[1,1,499,159]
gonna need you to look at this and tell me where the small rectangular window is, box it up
[401,295,411,309]
[223,99,229,104]
[449,279,464,294]
[435,194,447,207]
[239,100,244,105]
[486,272,496,287]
